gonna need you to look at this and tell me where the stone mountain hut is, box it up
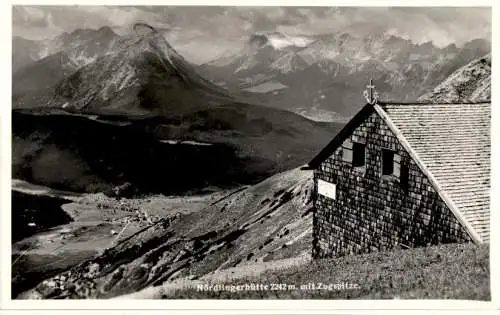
[307,82,491,258]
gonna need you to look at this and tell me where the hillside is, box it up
[14,168,316,298]
[141,243,489,300]
[418,54,491,102]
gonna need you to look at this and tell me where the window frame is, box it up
[342,139,353,163]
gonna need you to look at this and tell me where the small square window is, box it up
[352,142,366,167]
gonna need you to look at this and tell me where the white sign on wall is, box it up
[318,179,336,200]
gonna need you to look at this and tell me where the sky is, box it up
[12,6,492,64]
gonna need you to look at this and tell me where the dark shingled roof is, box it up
[308,102,491,243]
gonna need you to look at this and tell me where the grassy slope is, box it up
[164,243,489,300]
[15,168,317,299]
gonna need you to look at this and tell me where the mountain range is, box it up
[13,27,491,120]
[15,23,238,116]
[198,32,490,120]
[11,23,343,195]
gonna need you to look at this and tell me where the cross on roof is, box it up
[363,79,379,105]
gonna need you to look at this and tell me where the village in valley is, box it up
[8,6,491,300]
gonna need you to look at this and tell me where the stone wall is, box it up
[312,111,472,258]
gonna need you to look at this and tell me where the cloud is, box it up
[12,6,491,63]
[274,7,491,47]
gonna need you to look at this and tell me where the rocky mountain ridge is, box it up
[198,31,490,119]
[418,54,491,103]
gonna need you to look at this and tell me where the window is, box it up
[352,142,366,167]
[382,149,394,175]
[381,149,403,177]
[342,139,365,168]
